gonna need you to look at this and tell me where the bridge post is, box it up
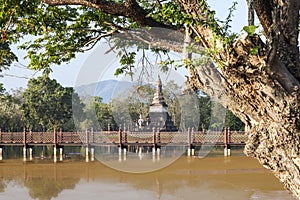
[29,129,33,143]
[53,128,57,163]
[157,129,161,143]
[0,147,2,161]
[91,147,95,161]
[152,128,156,156]
[223,127,231,157]
[23,128,27,161]
[123,127,127,157]
[118,128,122,156]
[59,147,63,161]
[124,127,127,144]
[227,127,231,156]
[29,148,33,161]
[157,129,161,157]
[91,128,94,144]
[85,129,89,162]
[187,128,191,156]
[59,128,62,143]
[0,129,2,160]
[223,128,227,156]
[191,127,195,156]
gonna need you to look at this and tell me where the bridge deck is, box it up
[0,129,247,147]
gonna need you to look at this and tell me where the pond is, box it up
[0,155,293,200]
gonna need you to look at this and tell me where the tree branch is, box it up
[82,28,120,51]
[254,0,300,80]
[42,0,172,28]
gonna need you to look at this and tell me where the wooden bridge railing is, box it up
[0,128,248,147]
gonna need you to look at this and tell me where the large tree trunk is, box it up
[188,32,300,199]
[178,1,300,199]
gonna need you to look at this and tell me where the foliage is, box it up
[243,25,258,36]
[22,75,78,131]
[163,80,182,127]
[150,1,193,27]
[84,96,117,131]
[198,95,211,130]
[225,110,245,131]
[0,0,234,71]
[0,87,24,131]
[0,0,40,69]
[0,0,130,70]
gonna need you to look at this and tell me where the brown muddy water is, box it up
[0,156,293,200]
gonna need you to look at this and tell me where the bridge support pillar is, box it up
[0,148,2,160]
[187,128,192,157]
[118,147,122,162]
[23,147,26,161]
[54,147,57,163]
[187,148,191,157]
[91,148,94,161]
[152,147,156,156]
[118,147,122,155]
[224,147,227,156]
[85,146,89,162]
[29,148,33,161]
[224,147,231,157]
[123,148,127,161]
[59,148,63,161]
[224,128,231,157]
[187,145,193,157]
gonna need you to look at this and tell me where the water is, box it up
[0,156,293,200]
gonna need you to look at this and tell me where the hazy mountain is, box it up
[75,79,133,103]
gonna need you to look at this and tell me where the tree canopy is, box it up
[22,75,80,130]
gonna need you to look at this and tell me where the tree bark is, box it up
[179,1,300,198]
[187,32,300,200]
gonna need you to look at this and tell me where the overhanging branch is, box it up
[42,0,172,28]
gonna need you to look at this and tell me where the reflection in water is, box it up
[0,156,293,200]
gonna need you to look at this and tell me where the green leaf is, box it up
[250,46,260,55]
[114,68,124,76]
[243,25,258,36]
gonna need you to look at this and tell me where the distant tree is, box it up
[225,111,245,131]
[94,97,117,131]
[80,96,117,131]
[0,85,24,131]
[197,95,244,131]
[22,75,76,131]
[128,83,154,123]
[163,80,182,128]
[197,96,211,131]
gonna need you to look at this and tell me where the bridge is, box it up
[0,128,248,161]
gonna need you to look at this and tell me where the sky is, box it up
[0,0,248,91]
